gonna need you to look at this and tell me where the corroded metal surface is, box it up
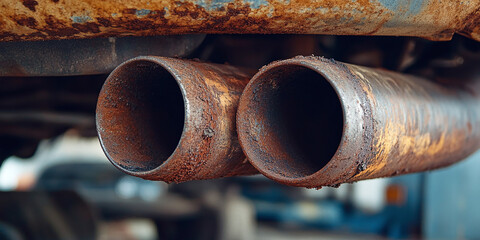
[1,0,479,42]
[0,35,205,76]
[96,56,257,182]
[237,56,480,188]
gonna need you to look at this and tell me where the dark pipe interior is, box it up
[258,66,343,178]
[101,60,184,172]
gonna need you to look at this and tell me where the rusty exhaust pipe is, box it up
[237,56,480,188]
[96,56,257,182]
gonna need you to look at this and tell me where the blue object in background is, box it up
[423,150,480,239]
[347,173,423,239]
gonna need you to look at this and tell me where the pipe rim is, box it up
[96,56,189,178]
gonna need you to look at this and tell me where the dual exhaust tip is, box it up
[97,56,480,188]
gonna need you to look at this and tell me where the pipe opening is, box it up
[99,60,185,172]
[247,65,343,178]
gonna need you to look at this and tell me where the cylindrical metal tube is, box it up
[96,56,257,182]
[237,56,480,188]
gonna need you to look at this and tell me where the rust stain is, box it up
[459,7,480,41]
[15,16,38,28]
[21,0,38,11]
[0,0,478,41]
